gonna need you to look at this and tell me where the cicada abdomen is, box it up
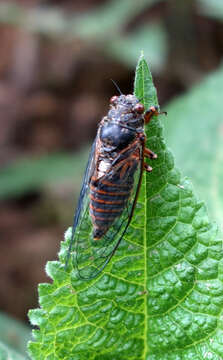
[90,125,140,240]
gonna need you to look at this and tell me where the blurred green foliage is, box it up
[198,0,223,21]
[0,0,222,78]
[0,342,27,360]
[71,0,155,38]
[0,150,88,200]
[107,23,167,71]
[164,64,223,233]
[0,0,166,73]
[0,312,30,359]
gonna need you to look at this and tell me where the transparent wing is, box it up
[65,138,97,268]
[71,143,144,280]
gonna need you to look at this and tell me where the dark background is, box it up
[0,0,223,324]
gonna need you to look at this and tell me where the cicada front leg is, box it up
[144,106,167,124]
[142,105,167,169]
[137,132,155,173]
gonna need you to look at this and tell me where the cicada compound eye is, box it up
[133,103,144,114]
[110,95,118,105]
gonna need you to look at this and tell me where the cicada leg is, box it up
[111,139,140,167]
[143,105,167,165]
[144,106,167,124]
[144,163,153,172]
[137,131,156,172]
[144,147,157,159]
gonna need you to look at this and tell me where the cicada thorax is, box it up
[89,94,145,240]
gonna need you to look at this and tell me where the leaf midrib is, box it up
[141,59,148,359]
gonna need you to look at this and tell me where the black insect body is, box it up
[67,94,161,279]
[100,123,135,151]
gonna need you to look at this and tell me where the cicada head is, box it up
[109,94,145,129]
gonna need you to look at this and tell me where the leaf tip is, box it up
[137,50,145,67]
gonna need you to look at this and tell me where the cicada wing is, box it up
[65,138,97,268]
[74,143,144,280]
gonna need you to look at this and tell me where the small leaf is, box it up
[28,55,223,359]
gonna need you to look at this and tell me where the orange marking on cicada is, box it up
[90,212,116,222]
[120,161,131,179]
[90,184,129,196]
[90,194,123,205]
[96,179,130,188]
[90,203,122,213]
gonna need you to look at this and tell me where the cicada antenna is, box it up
[110,79,123,95]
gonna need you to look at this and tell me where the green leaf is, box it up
[28,55,223,359]
[164,64,223,234]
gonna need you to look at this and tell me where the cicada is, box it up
[66,94,163,280]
